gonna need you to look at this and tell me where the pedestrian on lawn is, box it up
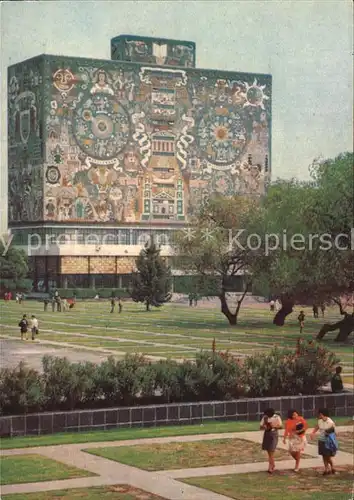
[110,296,115,313]
[260,408,283,474]
[320,303,326,317]
[18,314,28,341]
[30,315,39,341]
[283,409,308,472]
[118,297,122,313]
[51,297,56,312]
[310,408,338,475]
[313,304,319,318]
[298,310,305,333]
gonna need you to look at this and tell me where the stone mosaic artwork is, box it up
[8,47,271,225]
[8,58,44,222]
[111,35,196,68]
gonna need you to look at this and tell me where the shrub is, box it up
[95,355,147,405]
[42,356,98,410]
[0,343,339,415]
[243,341,339,397]
[54,288,130,299]
[0,362,45,414]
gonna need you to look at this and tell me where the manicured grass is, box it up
[0,454,95,485]
[85,438,293,471]
[1,301,352,366]
[3,484,165,499]
[342,375,354,385]
[1,418,351,450]
[337,431,354,454]
[182,466,354,499]
[0,421,261,450]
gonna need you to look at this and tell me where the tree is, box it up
[0,242,30,292]
[130,239,172,311]
[252,152,354,338]
[175,196,259,325]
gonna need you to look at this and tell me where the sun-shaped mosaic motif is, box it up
[197,107,248,166]
[73,93,130,160]
[243,79,269,109]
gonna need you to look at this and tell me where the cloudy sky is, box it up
[0,0,352,231]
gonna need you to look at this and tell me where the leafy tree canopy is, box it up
[0,242,29,290]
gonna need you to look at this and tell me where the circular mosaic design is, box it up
[197,107,248,166]
[73,93,130,160]
[46,166,61,184]
[211,171,234,195]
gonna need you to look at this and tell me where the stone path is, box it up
[1,426,353,499]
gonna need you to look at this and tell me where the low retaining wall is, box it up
[1,393,353,437]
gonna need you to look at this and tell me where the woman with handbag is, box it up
[310,408,338,475]
[283,409,308,472]
[260,408,283,474]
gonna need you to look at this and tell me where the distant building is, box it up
[7,35,271,291]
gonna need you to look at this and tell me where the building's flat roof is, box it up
[8,52,272,79]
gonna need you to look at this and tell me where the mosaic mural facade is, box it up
[8,56,44,223]
[8,38,271,228]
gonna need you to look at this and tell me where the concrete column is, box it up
[90,276,96,289]
[118,275,123,288]
[62,276,68,289]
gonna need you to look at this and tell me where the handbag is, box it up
[325,432,338,453]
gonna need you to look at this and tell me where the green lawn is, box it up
[85,438,292,471]
[337,431,354,454]
[182,466,354,500]
[1,301,352,365]
[2,418,351,450]
[3,485,165,499]
[0,454,95,485]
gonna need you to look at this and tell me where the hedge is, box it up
[0,341,339,415]
[53,288,130,299]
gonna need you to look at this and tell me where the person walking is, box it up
[283,409,308,472]
[51,297,56,312]
[30,315,39,341]
[260,408,283,474]
[269,299,275,312]
[331,366,344,393]
[118,297,122,314]
[44,298,49,311]
[313,304,319,318]
[298,310,305,333]
[110,296,115,313]
[320,303,326,317]
[310,409,338,475]
[18,314,28,341]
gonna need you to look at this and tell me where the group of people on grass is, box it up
[261,407,338,475]
[110,296,123,313]
[18,314,39,341]
[4,291,24,303]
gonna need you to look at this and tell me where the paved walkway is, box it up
[1,426,353,499]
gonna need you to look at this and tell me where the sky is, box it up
[0,0,353,232]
